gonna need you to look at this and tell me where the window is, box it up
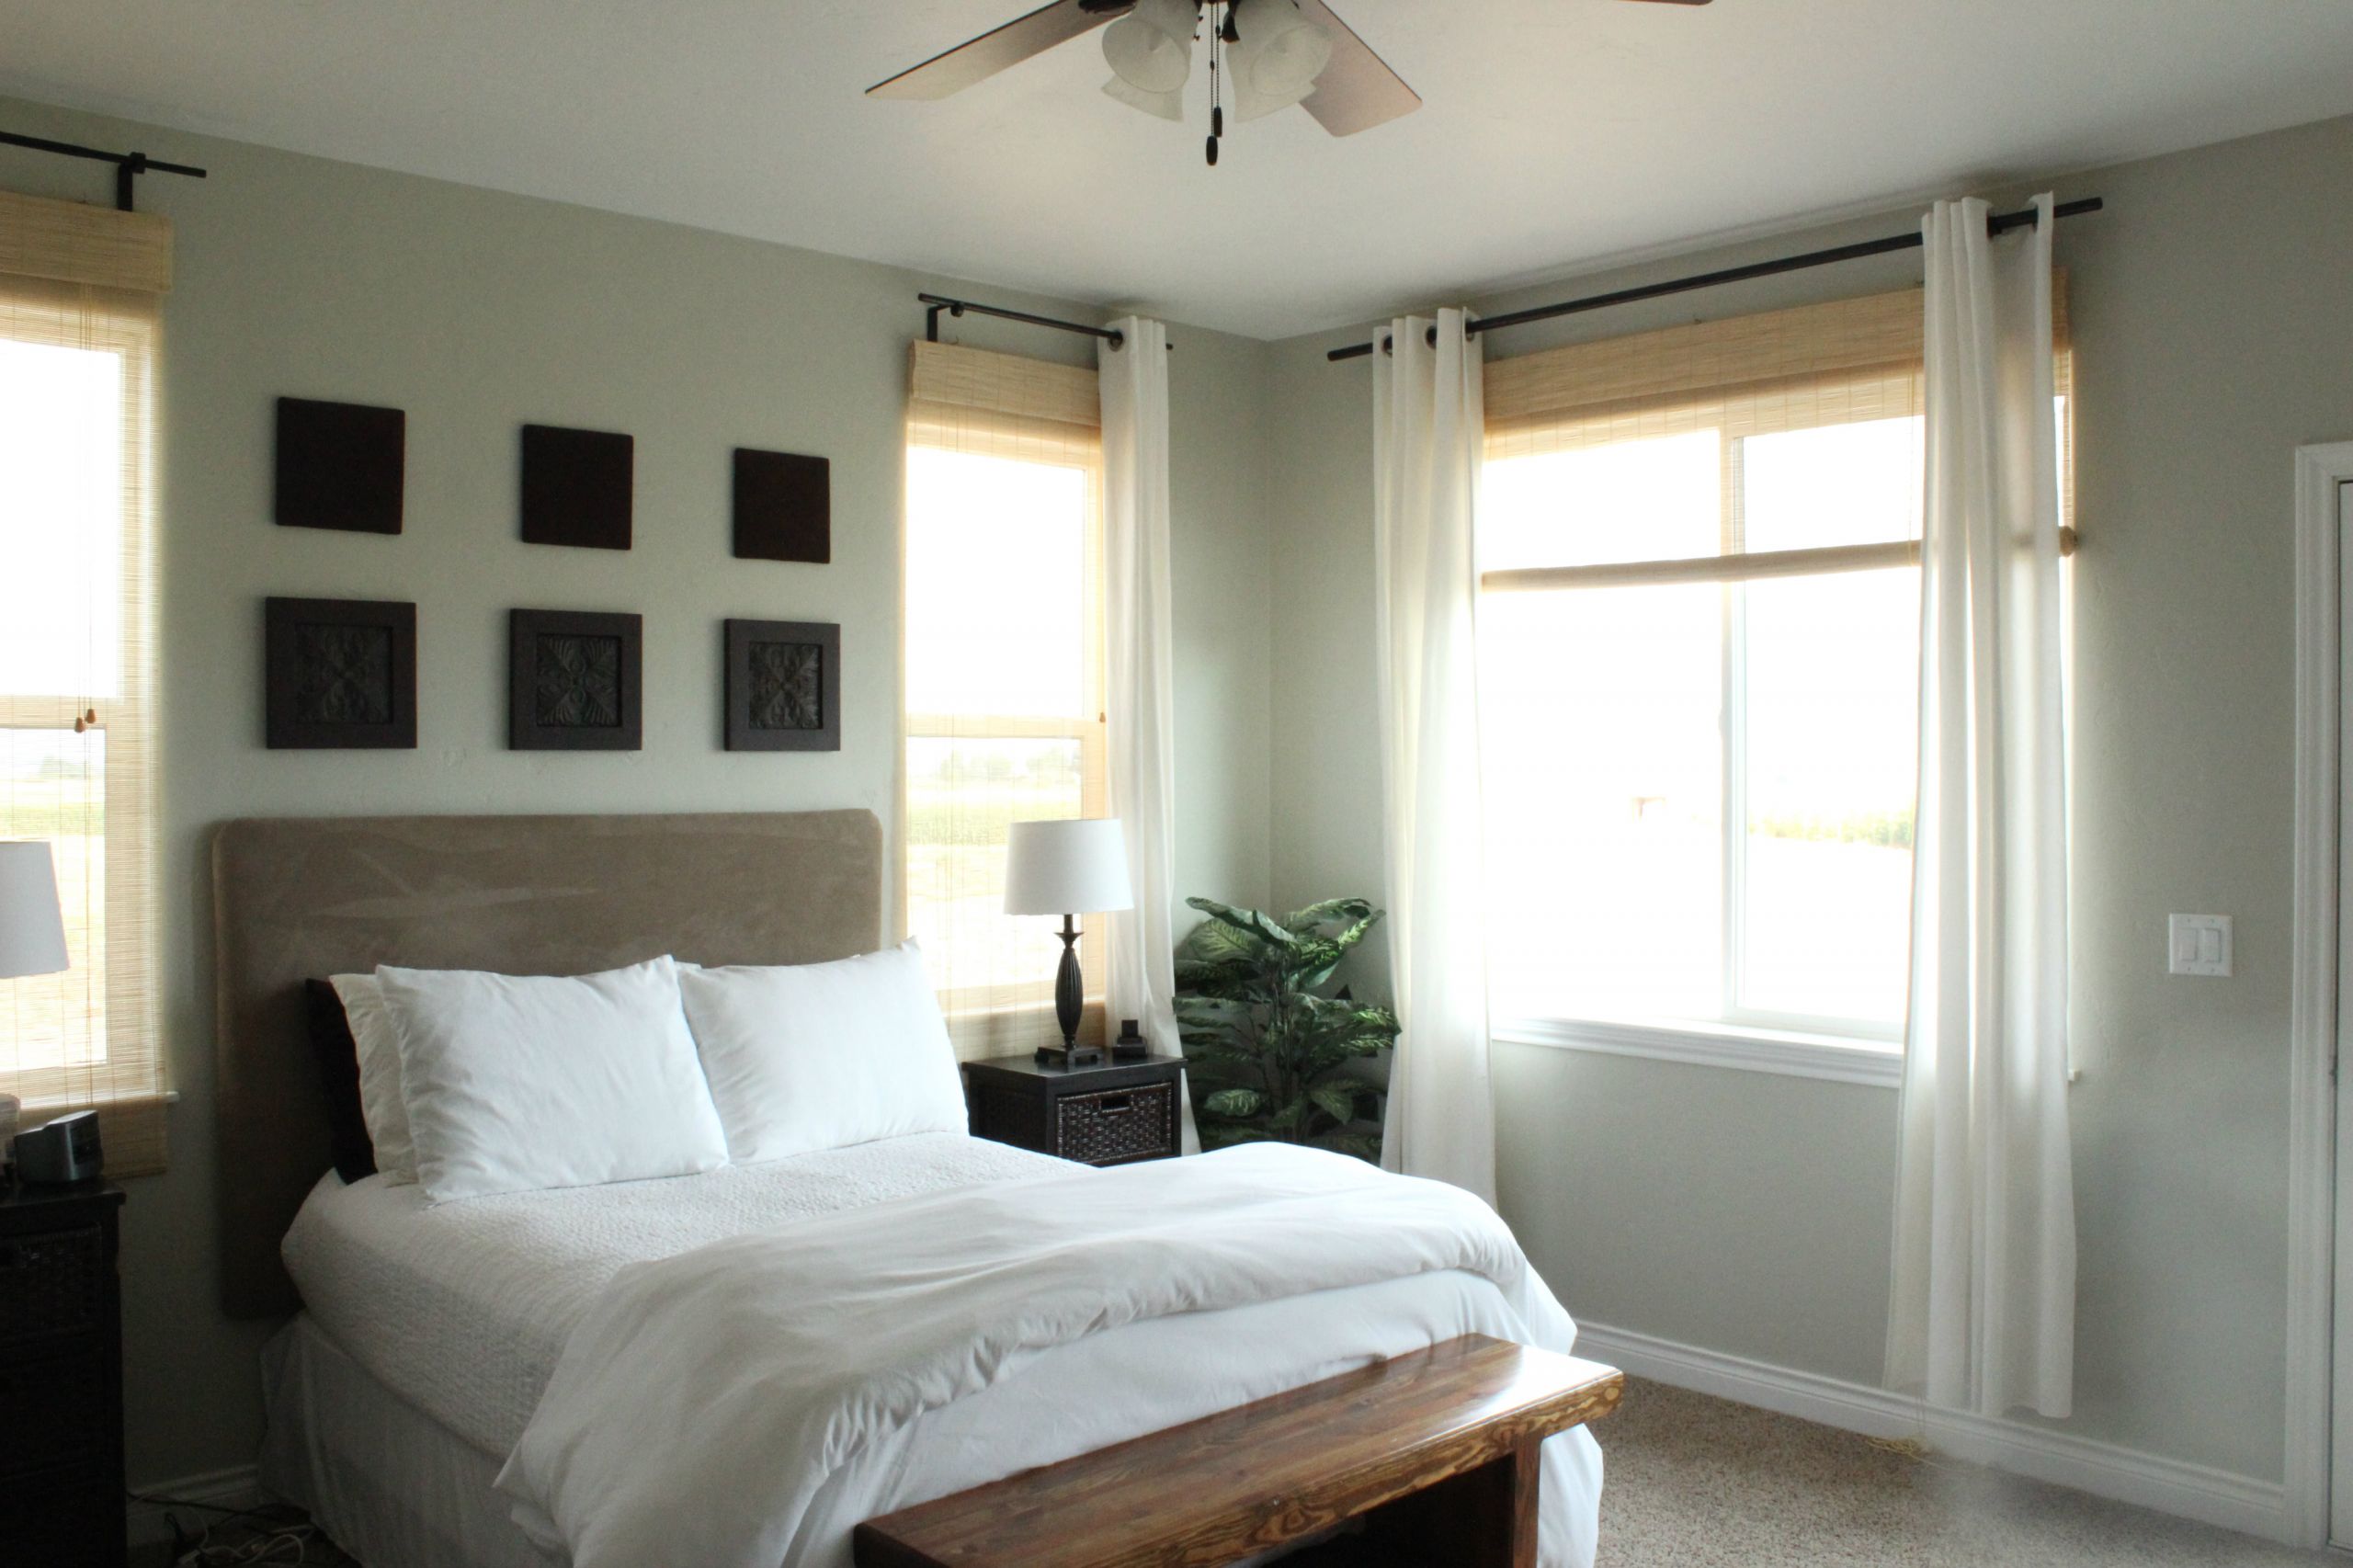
[902,341,1108,1057]
[1477,287,2071,1065]
[0,190,169,1169]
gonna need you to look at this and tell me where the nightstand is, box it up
[0,1180,125,1568]
[963,1054,1185,1167]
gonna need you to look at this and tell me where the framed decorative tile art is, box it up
[509,608,642,751]
[265,597,417,749]
[723,618,840,753]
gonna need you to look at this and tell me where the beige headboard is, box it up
[212,810,884,1318]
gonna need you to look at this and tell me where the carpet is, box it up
[1597,1377,2333,1567]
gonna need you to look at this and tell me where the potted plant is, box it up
[1173,896,1399,1160]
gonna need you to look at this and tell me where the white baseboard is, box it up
[127,1463,266,1552]
[1574,1322,2288,1544]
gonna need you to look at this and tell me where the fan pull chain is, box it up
[1206,3,1222,165]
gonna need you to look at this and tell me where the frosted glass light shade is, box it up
[1004,819,1134,916]
[0,841,69,980]
[1231,0,1330,107]
[1104,0,1196,95]
[1103,74,1187,121]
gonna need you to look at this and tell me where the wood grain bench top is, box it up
[853,1334,1624,1568]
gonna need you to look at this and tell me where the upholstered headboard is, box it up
[211,810,884,1318]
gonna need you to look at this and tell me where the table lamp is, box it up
[0,840,68,983]
[1003,818,1132,1068]
[0,841,70,1178]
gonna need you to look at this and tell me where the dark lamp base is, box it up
[1035,913,1101,1069]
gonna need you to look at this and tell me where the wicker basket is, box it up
[1056,1082,1176,1165]
[0,1224,104,1345]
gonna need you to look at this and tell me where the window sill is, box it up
[1491,1016,1904,1088]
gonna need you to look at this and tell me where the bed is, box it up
[212,811,1603,1568]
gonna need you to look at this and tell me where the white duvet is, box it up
[494,1143,1602,1568]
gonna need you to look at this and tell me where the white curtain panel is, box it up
[1887,194,2075,1418]
[1370,310,1497,1202]
[1098,316,1198,1153]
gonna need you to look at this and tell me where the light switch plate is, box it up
[2167,914,2232,977]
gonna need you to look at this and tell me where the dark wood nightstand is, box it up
[0,1179,126,1567]
[963,1054,1186,1167]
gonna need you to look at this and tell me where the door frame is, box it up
[2288,441,2353,1546]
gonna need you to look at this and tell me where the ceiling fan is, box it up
[870,0,1713,165]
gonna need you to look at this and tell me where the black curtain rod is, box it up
[0,129,208,213]
[1326,197,2104,363]
[922,293,1119,349]
[919,292,1173,351]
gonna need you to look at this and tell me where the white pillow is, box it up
[678,940,968,1164]
[375,956,730,1203]
[329,972,418,1185]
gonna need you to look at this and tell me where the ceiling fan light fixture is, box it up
[1103,0,1197,95]
[1102,74,1188,122]
[1228,0,1331,103]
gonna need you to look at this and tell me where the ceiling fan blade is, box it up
[1294,1,1420,137]
[868,0,1127,100]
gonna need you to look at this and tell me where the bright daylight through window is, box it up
[1483,419,1924,1041]
[2,336,125,1071]
[902,410,1108,1055]
[0,278,165,1163]
[1476,292,2070,1056]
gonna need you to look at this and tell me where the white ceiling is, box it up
[6,1,2353,338]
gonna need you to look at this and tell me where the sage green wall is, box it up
[0,96,1273,1487]
[1267,112,2353,1484]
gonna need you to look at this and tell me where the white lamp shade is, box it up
[1104,0,1196,95]
[1231,0,1330,109]
[0,841,69,981]
[1003,819,1134,916]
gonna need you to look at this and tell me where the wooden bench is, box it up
[853,1334,1623,1568]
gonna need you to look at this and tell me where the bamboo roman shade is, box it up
[0,189,168,1173]
[903,341,1109,1060]
[1482,280,2073,590]
[908,339,1101,433]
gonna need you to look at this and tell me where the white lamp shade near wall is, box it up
[0,841,70,980]
[1003,819,1134,916]
[1103,0,1197,95]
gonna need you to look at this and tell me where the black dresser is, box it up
[0,1182,125,1568]
[962,1054,1186,1167]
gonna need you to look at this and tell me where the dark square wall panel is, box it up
[733,449,830,563]
[520,424,634,551]
[274,397,404,535]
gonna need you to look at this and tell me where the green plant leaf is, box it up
[1281,897,1374,937]
[1188,896,1303,949]
[1309,1082,1361,1125]
[1202,1086,1265,1119]
[1175,909,1267,965]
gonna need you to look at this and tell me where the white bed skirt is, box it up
[262,1315,559,1568]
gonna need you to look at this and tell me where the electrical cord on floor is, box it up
[125,1490,344,1567]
